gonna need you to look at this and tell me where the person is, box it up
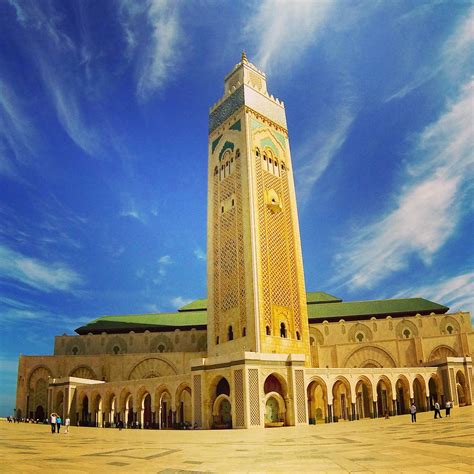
[50,413,57,433]
[445,400,451,417]
[410,402,417,423]
[56,415,62,433]
[434,401,442,419]
[64,417,70,434]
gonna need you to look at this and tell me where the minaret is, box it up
[206,53,310,364]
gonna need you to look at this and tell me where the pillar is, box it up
[351,403,356,421]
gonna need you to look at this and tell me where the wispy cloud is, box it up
[158,254,172,276]
[386,7,474,102]
[0,244,83,293]
[0,79,37,179]
[170,296,191,309]
[120,0,184,100]
[393,272,474,316]
[295,105,354,205]
[245,0,334,74]
[333,78,474,289]
[193,248,206,261]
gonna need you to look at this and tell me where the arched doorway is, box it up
[263,374,288,427]
[125,394,134,427]
[332,378,351,421]
[141,393,152,428]
[81,395,89,425]
[307,378,328,423]
[395,377,410,414]
[456,371,467,406]
[176,384,192,427]
[210,377,232,429]
[157,389,172,429]
[413,377,427,411]
[377,377,393,416]
[93,394,103,427]
[56,391,64,419]
[428,376,442,409]
[355,378,373,419]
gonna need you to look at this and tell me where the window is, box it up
[221,206,224,213]
[158,344,165,353]
[256,149,260,157]
[403,329,411,339]
[296,331,301,340]
[72,346,79,355]
[236,149,240,158]
[214,166,218,176]
[356,333,364,342]
[266,325,271,336]
[281,163,285,170]
[113,345,120,354]
[242,327,246,337]
[231,199,234,206]
[280,322,287,338]
[216,336,220,345]
[310,337,315,346]
[446,325,453,334]
[228,326,234,341]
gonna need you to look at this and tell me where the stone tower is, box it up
[206,53,310,363]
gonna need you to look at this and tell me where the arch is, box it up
[348,323,373,343]
[440,316,461,335]
[307,377,328,423]
[331,376,351,421]
[149,334,173,353]
[428,345,457,361]
[343,345,396,368]
[264,392,286,426]
[263,373,288,398]
[78,393,90,425]
[128,357,177,380]
[428,374,443,409]
[105,336,127,354]
[413,376,427,411]
[212,394,232,428]
[91,392,104,427]
[28,366,53,389]
[355,376,374,419]
[376,376,393,416]
[395,319,419,339]
[55,390,64,419]
[155,385,173,429]
[456,371,468,406]
[310,329,324,345]
[28,366,52,419]
[69,365,97,380]
[393,376,408,415]
[65,338,86,355]
[175,383,192,426]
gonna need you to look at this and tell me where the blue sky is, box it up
[0,0,472,416]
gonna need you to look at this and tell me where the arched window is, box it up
[296,331,301,340]
[72,346,79,355]
[403,329,411,339]
[214,166,218,176]
[281,162,285,170]
[256,148,260,157]
[280,323,287,338]
[266,326,271,336]
[228,326,234,341]
[236,149,240,158]
[242,327,246,337]
[447,325,453,334]
[356,333,364,342]
[310,337,315,346]
[113,345,120,354]
[216,336,220,345]
[158,344,165,353]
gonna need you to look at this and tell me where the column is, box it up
[351,403,356,421]
[392,399,397,416]
[373,401,378,418]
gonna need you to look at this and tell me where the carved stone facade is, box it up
[15,55,473,429]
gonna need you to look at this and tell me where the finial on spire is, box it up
[241,51,247,62]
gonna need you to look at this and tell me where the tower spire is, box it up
[241,50,247,63]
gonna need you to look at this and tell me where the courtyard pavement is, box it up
[1,406,473,473]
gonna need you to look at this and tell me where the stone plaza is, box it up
[1,406,473,472]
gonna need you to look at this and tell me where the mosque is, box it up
[15,54,473,429]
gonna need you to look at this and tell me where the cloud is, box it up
[333,78,474,289]
[193,248,206,261]
[244,0,334,73]
[295,105,354,204]
[393,272,474,316]
[120,0,184,100]
[386,7,474,102]
[157,254,172,277]
[0,244,83,293]
[0,79,37,179]
[170,296,191,309]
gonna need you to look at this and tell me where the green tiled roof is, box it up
[178,299,208,312]
[306,292,342,304]
[75,294,449,334]
[307,298,448,321]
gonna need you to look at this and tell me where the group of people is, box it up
[50,413,70,433]
[410,400,453,422]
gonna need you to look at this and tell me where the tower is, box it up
[206,53,311,362]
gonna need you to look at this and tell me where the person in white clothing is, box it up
[434,401,442,419]
[50,413,57,433]
[64,417,70,433]
[410,403,417,423]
